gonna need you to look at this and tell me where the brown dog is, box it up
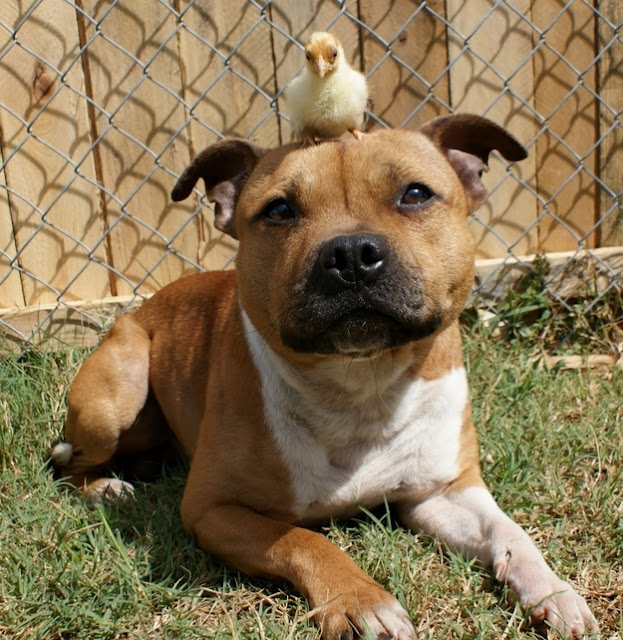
[52,115,597,639]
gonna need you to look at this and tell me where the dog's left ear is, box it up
[171,139,265,239]
[419,114,528,209]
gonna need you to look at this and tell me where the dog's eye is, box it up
[259,199,296,225]
[400,183,434,207]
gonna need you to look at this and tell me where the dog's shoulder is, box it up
[135,270,237,324]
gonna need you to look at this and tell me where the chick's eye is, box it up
[400,183,434,207]
[331,49,337,59]
[305,51,311,60]
[260,199,296,224]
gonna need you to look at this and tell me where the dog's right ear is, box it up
[418,114,527,210]
[171,139,265,239]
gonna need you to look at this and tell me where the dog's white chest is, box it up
[270,367,466,520]
[243,313,468,521]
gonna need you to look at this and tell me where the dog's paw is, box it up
[499,566,598,638]
[525,579,598,638]
[314,583,414,640]
[493,540,598,638]
[83,478,135,505]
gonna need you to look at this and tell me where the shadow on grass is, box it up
[95,463,276,596]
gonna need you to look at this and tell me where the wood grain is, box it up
[177,0,280,149]
[174,0,281,267]
[531,0,598,252]
[359,0,450,129]
[0,142,25,308]
[445,0,538,260]
[597,0,623,246]
[0,0,111,305]
[78,0,199,295]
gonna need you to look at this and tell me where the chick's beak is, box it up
[314,60,330,78]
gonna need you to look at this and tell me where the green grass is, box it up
[1,320,622,639]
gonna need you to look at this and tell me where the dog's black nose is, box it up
[318,233,388,291]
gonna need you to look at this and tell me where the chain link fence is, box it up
[0,0,621,350]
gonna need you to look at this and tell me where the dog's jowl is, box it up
[52,115,597,640]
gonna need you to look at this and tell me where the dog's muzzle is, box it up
[280,233,443,356]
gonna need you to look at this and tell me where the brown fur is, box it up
[53,117,547,640]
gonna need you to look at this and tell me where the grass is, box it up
[1,310,622,639]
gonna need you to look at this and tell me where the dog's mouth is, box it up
[277,236,445,357]
[280,303,442,356]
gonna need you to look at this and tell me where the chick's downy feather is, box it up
[286,32,368,142]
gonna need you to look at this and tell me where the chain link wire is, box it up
[0,0,621,349]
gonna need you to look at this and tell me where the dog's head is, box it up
[172,115,526,358]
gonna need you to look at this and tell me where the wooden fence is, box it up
[0,0,621,327]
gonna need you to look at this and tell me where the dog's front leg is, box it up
[182,503,414,640]
[398,486,597,637]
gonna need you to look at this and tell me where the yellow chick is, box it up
[285,32,368,144]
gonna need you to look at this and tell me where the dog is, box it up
[51,114,597,639]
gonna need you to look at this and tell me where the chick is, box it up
[285,32,368,144]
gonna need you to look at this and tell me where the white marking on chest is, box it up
[242,311,468,520]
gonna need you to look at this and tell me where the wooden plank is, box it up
[531,0,598,252]
[270,0,362,142]
[0,0,111,305]
[0,294,145,352]
[177,0,281,149]
[359,0,450,129]
[597,0,623,246]
[475,247,623,303]
[77,0,204,294]
[0,143,25,308]
[445,0,539,260]
[4,247,622,352]
[174,0,281,268]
